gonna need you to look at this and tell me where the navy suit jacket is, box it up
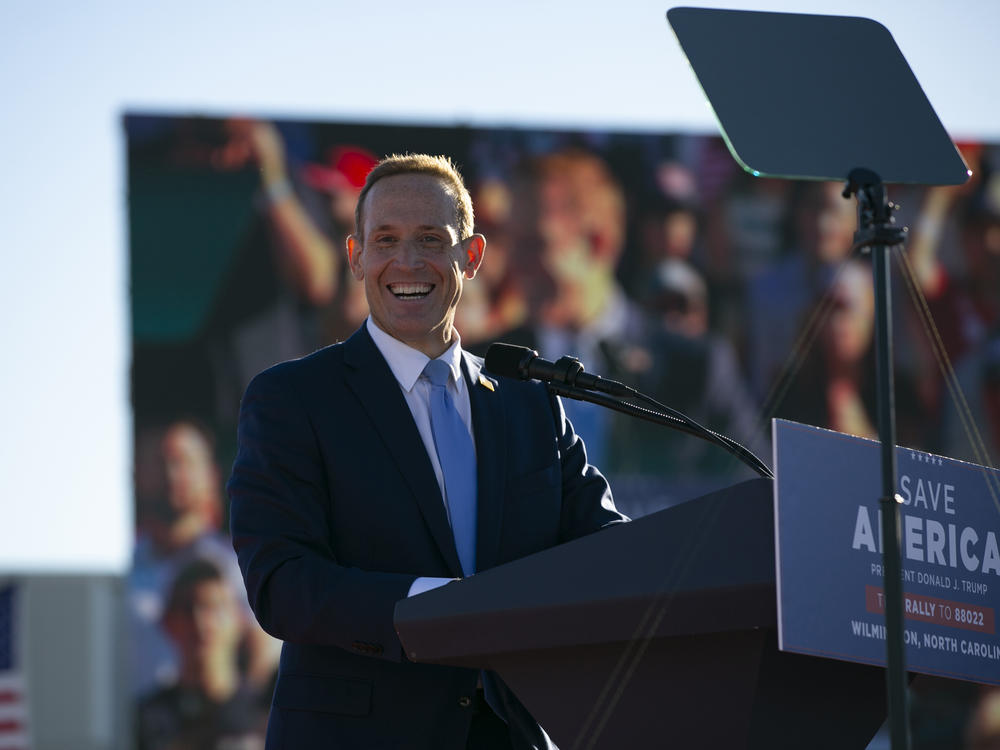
[228,324,626,749]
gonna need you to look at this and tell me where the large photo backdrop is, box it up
[126,113,1000,748]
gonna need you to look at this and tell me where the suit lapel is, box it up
[343,327,463,577]
[463,353,506,572]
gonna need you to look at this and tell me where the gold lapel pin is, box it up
[478,374,495,392]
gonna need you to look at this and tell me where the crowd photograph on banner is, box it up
[124,114,1000,748]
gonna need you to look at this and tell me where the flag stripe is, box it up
[0,584,28,750]
[0,704,25,721]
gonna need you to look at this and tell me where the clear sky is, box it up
[1,0,997,573]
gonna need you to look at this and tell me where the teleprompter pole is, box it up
[844,168,911,750]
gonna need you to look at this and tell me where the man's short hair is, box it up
[354,153,475,240]
[163,558,226,617]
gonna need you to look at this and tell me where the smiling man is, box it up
[228,153,626,750]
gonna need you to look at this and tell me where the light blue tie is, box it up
[423,359,477,576]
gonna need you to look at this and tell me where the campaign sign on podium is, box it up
[774,419,1000,685]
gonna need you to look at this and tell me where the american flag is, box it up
[0,584,29,750]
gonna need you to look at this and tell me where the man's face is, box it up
[348,173,484,357]
[164,580,241,666]
[825,263,874,365]
[161,423,219,518]
[801,183,856,264]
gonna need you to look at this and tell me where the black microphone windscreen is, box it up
[484,343,532,379]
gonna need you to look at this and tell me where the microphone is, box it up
[484,343,632,397]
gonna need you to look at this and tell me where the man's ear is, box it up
[462,234,486,280]
[347,235,364,280]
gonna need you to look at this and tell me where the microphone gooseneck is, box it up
[483,342,773,479]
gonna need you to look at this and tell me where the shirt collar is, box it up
[366,317,469,392]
